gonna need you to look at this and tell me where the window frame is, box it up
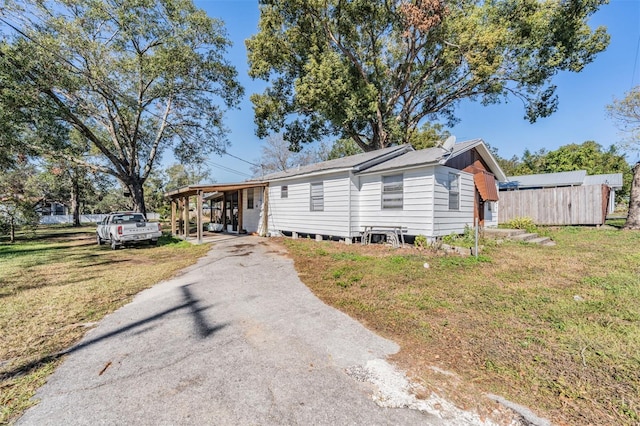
[310,182,324,212]
[447,173,460,210]
[381,174,404,210]
[281,185,288,199]
[247,188,254,209]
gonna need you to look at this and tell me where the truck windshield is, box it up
[112,214,146,224]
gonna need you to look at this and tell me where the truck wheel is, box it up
[97,234,105,246]
[110,238,119,250]
[149,239,158,246]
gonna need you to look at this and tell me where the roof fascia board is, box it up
[164,182,267,198]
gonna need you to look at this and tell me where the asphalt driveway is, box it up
[18,237,494,425]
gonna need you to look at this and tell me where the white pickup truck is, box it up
[96,212,162,250]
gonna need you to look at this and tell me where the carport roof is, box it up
[164,182,267,199]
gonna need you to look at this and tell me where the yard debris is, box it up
[98,361,112,376]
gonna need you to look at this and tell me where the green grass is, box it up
[0,226,209,424]
[283,228,640,425]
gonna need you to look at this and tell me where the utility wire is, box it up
[632,34,640,89]
[203,159,252,178]
[220,150,261,167]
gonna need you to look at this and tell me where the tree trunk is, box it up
[129,178,147,217]
[624,162,640,230]
[10,216,15,243]
[71,177,81,227]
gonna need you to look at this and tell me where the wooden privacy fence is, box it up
[499,184,611,226]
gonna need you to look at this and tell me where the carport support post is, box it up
[238,190,243,232]
[171,199,177,236]
[183,196,189,241]
[197,190,203,244]
[260,186,269,237]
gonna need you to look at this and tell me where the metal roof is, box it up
[583,173,624,189]
[254,144,413,181]
[502,170,587,189]
[501,170,624,190]
[361,144,452,173]
[362,139,507,181]
[165,182,267,199]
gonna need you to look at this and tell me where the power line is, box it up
[203,159,252,178]
[220,150,261,167]
[632,34,640,88]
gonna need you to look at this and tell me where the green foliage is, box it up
[492,141,632,203]
[409,123,450,150]
[438,254,490,267]
[323,138,364,160]
[607,86,640,230]
[0,0,242,214]
[414,234,428,250]
[442,225,475,247]
[247,0,608,152]
[331,252,369,262]
[0,161,43,241]
[504,217,538,233]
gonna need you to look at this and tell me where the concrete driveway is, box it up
[17,237,495,425]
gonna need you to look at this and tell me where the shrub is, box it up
[505,217,537,233]
[442,225,475,247]
[414,234,428,250]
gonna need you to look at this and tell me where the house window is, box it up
[281,185,288,199]
[247,188,254,209]
[447,173,459,210]
[382,174,403,209]
[310,182,324,211]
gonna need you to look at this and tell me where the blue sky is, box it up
[192,0,640,183]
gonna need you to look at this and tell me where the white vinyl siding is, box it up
[432,167,475,236]
[354,168,435,237]
[267,165,480,239]
[447,173,460,210]
[310,182,324,211]
[268,173,351,237]
[382,174,403,209]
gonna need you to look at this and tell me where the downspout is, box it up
[261,185,270,237]
[431,168,437,240]
[348,171,353,239]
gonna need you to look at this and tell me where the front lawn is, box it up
[0,226,209,424]
[282,227,640,425]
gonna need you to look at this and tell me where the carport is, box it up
[164,182,269,244]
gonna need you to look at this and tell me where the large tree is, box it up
[247,0,609,153]
[0,0,242,215]
[607,86,640,230]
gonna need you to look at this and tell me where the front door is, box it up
[225,192,238,232]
